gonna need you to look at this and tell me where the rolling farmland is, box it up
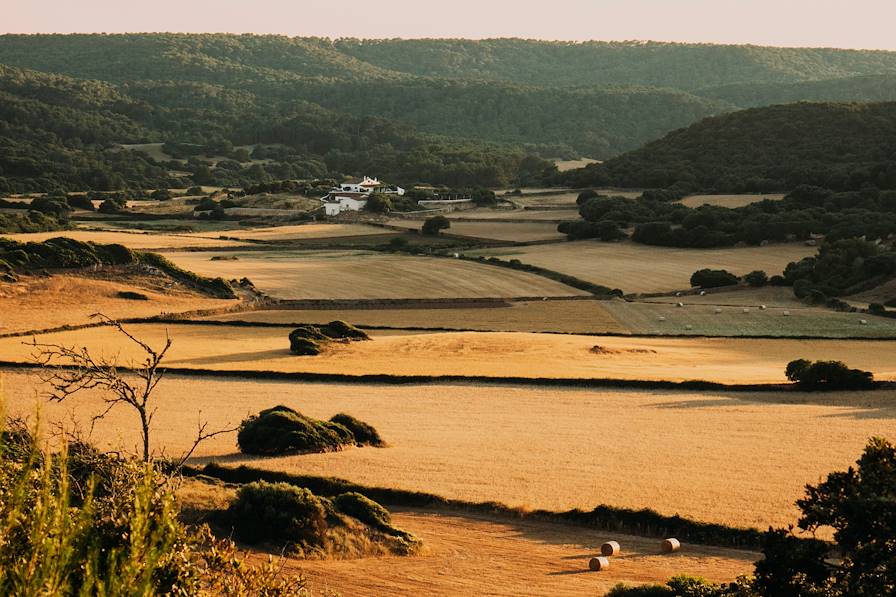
[469,241,816,294]
[163,250,587,299]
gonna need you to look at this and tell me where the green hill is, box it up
[561,102,896,192]
[6,34,896,192]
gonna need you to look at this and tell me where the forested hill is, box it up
[6,34,896,192]
[333,39,896,89]
[560,102,896,192]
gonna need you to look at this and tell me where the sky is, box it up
[5,0,896,51]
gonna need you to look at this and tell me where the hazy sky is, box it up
[6,0,896,50]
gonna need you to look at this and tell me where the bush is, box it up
[329,413,384,446]
[365,193,393,213]
[97,199,123,214]
[237,405,351,455]
[785,359,874,391]
[116,290,149,300]
[690,269,739,289]
[388,236,409,249]
[422,215,450,236]
[288,321,369,355]
[333,492,392,531]
[744,270,768,287]
[226,481,328,549]
[576,189,600,205]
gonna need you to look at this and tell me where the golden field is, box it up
[3,324,895,383]
[0,275,235,335]
[470,241,816,294]
[444,208,581,221]
[295,510,756,596]
[163,250,587,299]
[198,299,631,334]
[385,218,567,241]
[0,229,247,250]
[679,194,786,208]
[187,223,388,242]
[4,369,892,530]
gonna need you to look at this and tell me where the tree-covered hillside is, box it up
[560,102,896,192]
[5,34,896,192]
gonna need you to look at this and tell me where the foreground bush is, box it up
[224,482,420,557]
[608,575,747,596]
[0,419,309,595]
[786,359,875,391]
[237,405,382,455]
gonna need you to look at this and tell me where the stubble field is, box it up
[5,369,893,531]
[163,250,587,299]
[470,241,816,294]
[3,324,895,383]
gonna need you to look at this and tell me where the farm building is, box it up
[321,176,405,216]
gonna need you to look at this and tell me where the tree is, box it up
[30,315,232,464]
[744,270,768,287]
[422,215,450,236]
[365,193,393,213]
[785,359,875,391]
[690,269,739,289]
[754,438,896,596]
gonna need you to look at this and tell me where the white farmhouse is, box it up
[320,176,405,216]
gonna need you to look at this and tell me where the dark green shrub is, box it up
[388,236,409,249]
[785,359,874,391]
[744,270,768,287]
[226,481,328,548]
[422,215,450,236]
[237,405,348,455]
[333,492,392,531]
[289,321,369,355]
[690,269,739,289]
[329,413,384,446]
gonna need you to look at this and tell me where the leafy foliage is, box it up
[785,359,875,391]
[236,405,381,456]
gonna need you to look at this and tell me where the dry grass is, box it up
[469,241,816,294]
[163,250,586,299]
[0,229,246,250]
[0,275,235,335]
[4,324,895,383]
[198,300,631,334]
[295,510,756,597]
[188,223,387,242]
[602,299,896,338]
[679,194,785,209]
[385,219,566,241]
[554,158,601,171]
[4,369,893,531]
[444,208,581,221]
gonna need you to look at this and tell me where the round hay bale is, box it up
[760,305,767,310]
[658,316,667,322]
[661,538,681,553]
[714,308,722,314]
[685,324,693,330]
[600,541,620,556]
[589,556,610,571]
[783,310,791,316]
[742,308,750,313]
[677,302,684,308]
[860,319,868,325]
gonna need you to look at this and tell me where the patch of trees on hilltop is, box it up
[559,102,896,193]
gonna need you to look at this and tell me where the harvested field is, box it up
[469,241,816,294]
[164,250,586,299]
[0,229,246,250]
[296,509,756,596]
[0,275,235,335]
[679,194,785,209]
[640,286,804,308]
[198,299,631,334]
[3,324,895,383]
[444,208,581,221]
[602,300,896,338]
[188,223,387,242]
[555,158,601,171]
[4,369,894,530]
[385,219,566,242]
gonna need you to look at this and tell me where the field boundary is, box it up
[183,463,778,550]
[5,361,894,392]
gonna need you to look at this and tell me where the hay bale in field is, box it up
[760,305,767,310]
[783,310,791,316]
[742,308,750,313]
[658,316,667,322]
[714,308,722,314]
[677,302,684,308]
[600,541,620,556]
[685,324,693,330]
[589,556,610,571]
[860,319,868,325]
[661,538,681,553]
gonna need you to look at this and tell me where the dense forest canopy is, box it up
[5,34,896,192]
[561,102,896,192]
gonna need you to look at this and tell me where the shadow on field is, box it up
[648,390,896,420]
[171,348,289,366]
